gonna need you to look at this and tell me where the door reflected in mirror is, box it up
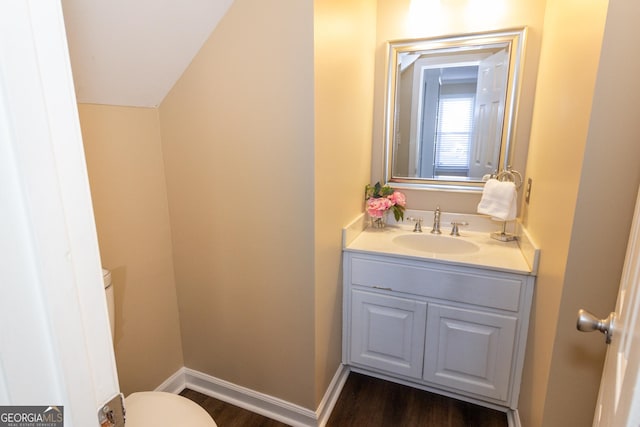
[385,28,527,190]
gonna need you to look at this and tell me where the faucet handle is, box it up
[407,217,423,233]
[450,221,469,236]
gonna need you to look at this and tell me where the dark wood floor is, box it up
[180,372,508,427]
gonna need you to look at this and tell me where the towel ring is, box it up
[487,166,522,242]
[493,167,523,190]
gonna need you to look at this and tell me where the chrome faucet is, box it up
[431,206,442,234]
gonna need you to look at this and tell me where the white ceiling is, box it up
[61,0,234,107]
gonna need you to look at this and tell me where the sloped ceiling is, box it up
[61,0,234,107]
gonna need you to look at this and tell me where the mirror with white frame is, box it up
[384,28,527,191]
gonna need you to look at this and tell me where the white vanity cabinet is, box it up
[342,251,535,410]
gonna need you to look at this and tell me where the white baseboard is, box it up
[155,364,349,427]
[312,364,350,427]
[154,368,186,394]
[507,409,521,427]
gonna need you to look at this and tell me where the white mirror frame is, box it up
[384,27,527,191]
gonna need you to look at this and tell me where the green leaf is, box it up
[392,205,405,221]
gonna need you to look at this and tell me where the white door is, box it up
[581,186,640,426]
[0,2,121,426]
[469,49,508,178]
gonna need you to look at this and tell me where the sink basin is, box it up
[392,234,480,254]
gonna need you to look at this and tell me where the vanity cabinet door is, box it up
[350,290,427,379]
[423,304,517,402]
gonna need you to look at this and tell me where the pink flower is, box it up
[388,191,406,207]
[366,197,393,217]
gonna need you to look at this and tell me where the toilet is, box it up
[103,269,217,426]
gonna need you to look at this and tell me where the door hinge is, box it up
[98,394,125,427]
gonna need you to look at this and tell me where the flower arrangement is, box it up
[365,182,406,227]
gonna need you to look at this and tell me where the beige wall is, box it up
[78,104,184,396]
[159,0,317,408]
[78,0,377,410]
[372,0,545,213]
[520,0,640,424]
[517,0,608,423]
[313,0,377,404]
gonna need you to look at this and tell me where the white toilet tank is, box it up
[103,268,115,340]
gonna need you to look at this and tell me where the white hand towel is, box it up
[477,178,517,221]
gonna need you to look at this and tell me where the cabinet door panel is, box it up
[424,304,517,401]
[351,290,427,378]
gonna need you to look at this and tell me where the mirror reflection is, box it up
[385,28,526,190]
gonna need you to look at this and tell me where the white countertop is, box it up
[344,216,538,275]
